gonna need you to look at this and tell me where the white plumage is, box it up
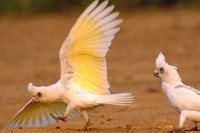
[6,0,133,130]
[154,52,200,131]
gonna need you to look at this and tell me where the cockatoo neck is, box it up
[162,73,182,84]
[162,80,184,95]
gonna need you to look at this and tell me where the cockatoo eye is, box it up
[159,67,165,73]
[37,92,43,97]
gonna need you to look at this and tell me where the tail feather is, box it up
[98,93,133,106]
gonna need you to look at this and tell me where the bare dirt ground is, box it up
[1,9,200,133]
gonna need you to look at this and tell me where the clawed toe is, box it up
[191,126,198,131]
[169,128,185,133]
[82,120,91,131]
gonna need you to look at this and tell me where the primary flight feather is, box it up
[6,0,133,130]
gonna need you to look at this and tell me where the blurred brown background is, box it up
[0,0,200,14]
[1,0,200,132]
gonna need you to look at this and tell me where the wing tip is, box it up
[105,5,115,13]
[115,27,121,32]
[102,0,109,5]
[118,19,123,24]
[93,0,100,7]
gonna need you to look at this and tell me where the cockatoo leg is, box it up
[50,105,71,122]
[81,110,91,130]
[179,111,186,129]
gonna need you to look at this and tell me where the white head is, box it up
[154,52,181,84]
[27,83,48,102]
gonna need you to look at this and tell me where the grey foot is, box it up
[191,126,198,131]
[50,113,67,122]
[169,128,185,133]
[185,126,198,131]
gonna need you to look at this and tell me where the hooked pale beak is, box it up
[154,69,159,78]
[31,95,39,102]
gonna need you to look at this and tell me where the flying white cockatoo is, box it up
[154,52,200,131]
[5,0,133,130]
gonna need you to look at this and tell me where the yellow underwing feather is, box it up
[59,0,122,94]
[5,100,80,128]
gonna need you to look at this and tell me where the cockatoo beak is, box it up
[31,95,39,102]
[153,69,159,78]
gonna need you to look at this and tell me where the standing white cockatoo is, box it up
[6,0,133,130]
[154,52,200,131]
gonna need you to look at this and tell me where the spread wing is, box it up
[5,100,80,128]
[59,0,122,95]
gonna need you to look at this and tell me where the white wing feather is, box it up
[168,85,200,111]
[6,100,80,128]
[59,0,122,94]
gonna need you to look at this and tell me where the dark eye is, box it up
[159,67,164,73]
[37,92,42,97]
